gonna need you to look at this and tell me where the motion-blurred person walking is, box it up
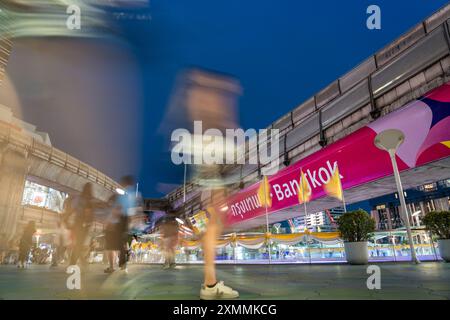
[17,221,36,268]
[163,69,241,299]
[129,234,139,263]
[50,219,70,267]
[104,194,121,273]
[116,175,139,273]
[160,214,179,269]
[67,183,94,268]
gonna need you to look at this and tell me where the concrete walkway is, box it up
[0,262,449,300]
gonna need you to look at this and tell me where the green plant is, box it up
[337,209,376,242]
[422,211,450,240]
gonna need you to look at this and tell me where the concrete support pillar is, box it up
[437,197,449,211]
[419,201,427,217]
[0,145,28,245]
[370,210,380,230]
[385,207,393,230]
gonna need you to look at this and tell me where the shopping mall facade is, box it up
[0,101,116,252]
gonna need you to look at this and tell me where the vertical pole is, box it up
[388,151,420,264]
[390,231,397,262]
[429,230,438,261]
[304,203,312,265]
[263,177,272,264]
[182,164,187,266]
[341,190,347,213]
[300,169,312,265]
[336,164,347,213]
[307,233,312,264]
[183,164,187,203]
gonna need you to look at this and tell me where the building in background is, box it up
[281,207,345,233]
[0,104,51,145]
[347,179,450,231]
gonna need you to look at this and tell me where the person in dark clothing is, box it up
[68,183,94,267]
[104,194,121,273]
[18,221,36,268]
[116,175,138,273]
[118,214,130,270]
[160,215,179,269]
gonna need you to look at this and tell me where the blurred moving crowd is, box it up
[0,175,180,273]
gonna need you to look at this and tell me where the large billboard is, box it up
[21,180,67,213]
[225,82,450,225]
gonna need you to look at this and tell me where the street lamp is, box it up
[374,129,420,264]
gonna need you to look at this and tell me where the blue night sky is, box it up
[128,0,448,198]
[5,0,448,198]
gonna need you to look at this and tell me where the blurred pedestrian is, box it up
[5,239,18,265]
[104,194,121,273]
[51,221,70,267]
[129,234,138,263]
[178,69,240,299]
[160,214,179,269]
[68,183,94,267]
[116,175,139,273]
[160,68,241,299]
[18,221,36,268]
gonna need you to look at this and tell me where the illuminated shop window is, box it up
[21,180,67,213]
[422,183,437,192]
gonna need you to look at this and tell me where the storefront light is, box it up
[423,183,436,192]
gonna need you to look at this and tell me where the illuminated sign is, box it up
[423,183,437,192]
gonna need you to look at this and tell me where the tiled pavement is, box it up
[0,262,449,300]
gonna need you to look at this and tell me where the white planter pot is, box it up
[344,241,369,265]
[438,239,450,262]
